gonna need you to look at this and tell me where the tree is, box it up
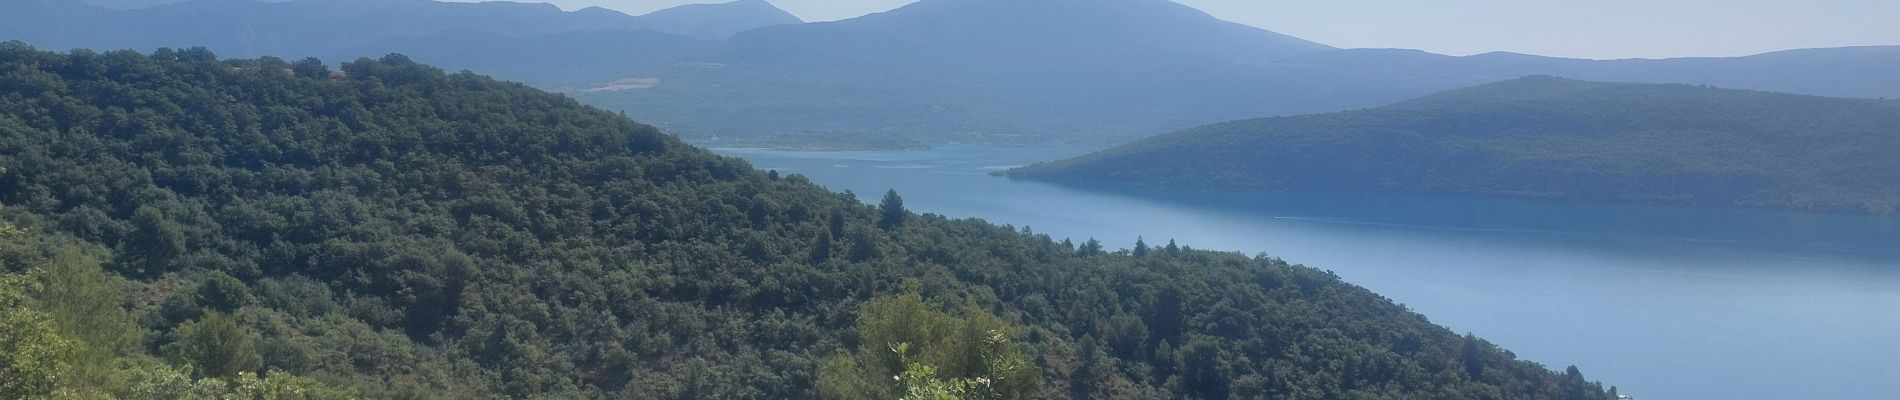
[125,206,186,276]
[195,272,253,313]
[848,227,880,262]
[1179,338,1229,400]
[1164,239,1180,256]
[1562,365,1591,400]
[818,290,1040,400]
[808,230,834,265]
[827,209,848,238]
[879,189,907,231]
[164,313,263,379]
[34,249,141,393]
[120,364,355,400]
[0,273,76,399]
[1079,239,1103,257]
[1133,237,1150,257]
[291,57,327,79]
[1461,334,1485,379]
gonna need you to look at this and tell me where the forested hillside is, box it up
[1011,76,1900,215]
[0,43,1612,399]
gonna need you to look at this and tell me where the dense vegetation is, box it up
[1012,76,1900,215]
[0,43,1613,399]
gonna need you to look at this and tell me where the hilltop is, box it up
[1010,76,1900,214]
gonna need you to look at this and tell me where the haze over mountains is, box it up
[5,0,1897,146]
[2,0,796,53]
[1009,76,1900,214]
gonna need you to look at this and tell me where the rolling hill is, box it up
[1009,76,1900,214]
[587,0,1900,146]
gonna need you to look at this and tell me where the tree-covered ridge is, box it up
[1011,76,1900,215]
[0,43,1611,399]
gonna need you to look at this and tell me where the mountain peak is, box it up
[638,0,803,39]
[729,0,1330,64]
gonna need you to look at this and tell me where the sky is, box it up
[508,0,1900,60]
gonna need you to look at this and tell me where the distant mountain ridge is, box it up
[636,0,802,40]
[3,0,1896,147]
[589,0,1900,145]
[2,0,798,56]
[1275,46,1900,100]
[1009,76,1900,214]
[723,0,1331,65]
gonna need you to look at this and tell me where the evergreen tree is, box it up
[163,313,262,379]
[34,249,140,393]
[879,190,907,231]
[808,230,834,265]
[1079,238,1104,257]
[1133,237,1150,257]
[828,208,848,238]
[817,289,1039,400]
[1165,239,1181,256]
[1179,338,1229,400]
[847,227,880,262]
[194,272,253,313]
[0,273,75,399]
[290,57,327,79]
[1461,334,1486,379]
[125,206,185,276]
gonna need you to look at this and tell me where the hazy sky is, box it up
[511,0,1899,59]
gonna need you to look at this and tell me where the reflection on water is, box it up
[715,144,1900,400]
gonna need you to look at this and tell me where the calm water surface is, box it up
[713,144,1900,400]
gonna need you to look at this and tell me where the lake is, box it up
[712,144,1900,400]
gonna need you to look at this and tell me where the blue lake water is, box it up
[713,144,1900,400]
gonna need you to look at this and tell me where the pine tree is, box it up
[125,206,185,276]
[1079,239,1104,257]
[1460,334,1485,378]
[1133,237,1150,257]
[163,313,262,379]
[828,208,848,238]
[848,227,880,262]
[878,190,907,231]
[809,230,834,265]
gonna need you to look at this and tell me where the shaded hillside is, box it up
[1277,46,1900,100]
[1011,76,1900,214]
[0,44,1613,399]
[342,29,719,87]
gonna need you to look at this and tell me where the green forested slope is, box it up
[1011,76,1900,214]
[0,43,1611,399]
